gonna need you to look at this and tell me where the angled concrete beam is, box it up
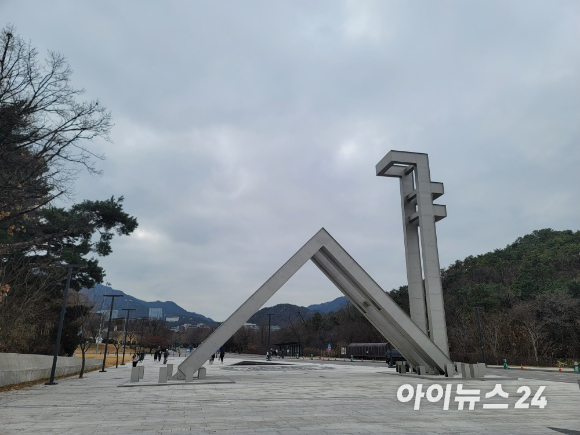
[314,232,450,372]
[174,228,452,379]
[172,230,324,380]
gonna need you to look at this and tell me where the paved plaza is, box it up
[0,354,578,434]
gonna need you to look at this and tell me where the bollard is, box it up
[445,363,455,378]
[417,366,426,375]
[138,365,145,379]
[131,367,140,382]
[469,364,479,379]
[461,363,471,379]
[310,354,313,360]
[185,366,194,382]
[198,367,206,379]
[158,367,168,384]
[477,362,486,377]
[166,364,173,380]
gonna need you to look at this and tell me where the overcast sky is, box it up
[2,1,579,321]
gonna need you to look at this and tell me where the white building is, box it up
[149,307,163,319]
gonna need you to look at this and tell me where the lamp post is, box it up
[138,317,148,353]
[45,264,85,385]
[120,308,136,365]
[100,294,123,372]
[266,313,274,354]
[474,306,487,365]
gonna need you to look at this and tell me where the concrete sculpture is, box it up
[173,150,452,379]
[376,150,450,356]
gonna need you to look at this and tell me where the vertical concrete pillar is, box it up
[166,364,173,380]
[198,367,206,379]
[130,367,140,382]
[400,172,428,334]
[138,365,144,379]
[376,151,450,357]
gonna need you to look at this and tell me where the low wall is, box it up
[0,353,103,387]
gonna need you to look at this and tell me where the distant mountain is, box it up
[308,296,349,314]
[247,303,312,328]
[81,284,217,326]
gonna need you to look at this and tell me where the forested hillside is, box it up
[389,228,580,365]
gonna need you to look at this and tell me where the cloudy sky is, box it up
[2,1,579,321]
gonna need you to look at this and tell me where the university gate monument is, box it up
[173,150,453,379]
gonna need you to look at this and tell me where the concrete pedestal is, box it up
[130,367,139,382]
[166,364,173,380]
[460,363,471,379]
[185,366,194,382]
[445,363,455,377]
[198,367,206,379]
[158,367,167,384]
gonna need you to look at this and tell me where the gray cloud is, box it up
[3,0,579,320]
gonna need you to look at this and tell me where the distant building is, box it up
[166,316,179,322]
[243,323,260,330]
[149,307,163,319]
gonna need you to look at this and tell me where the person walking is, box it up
[219,349,225,364]
[209,353,215,364]
[132,353,139,367]
[153,351,157,362]
[163,349,169,364]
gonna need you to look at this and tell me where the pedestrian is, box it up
[132,353,139,367]
[210,353,215,364]
[163,349,169,364]
[154,351,157,362]
[220,349,225,364]
[140,351,145,362]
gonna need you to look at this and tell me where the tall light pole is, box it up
[474,306,487,365]
[266,313,274,354]
[45,264,85,385]
[100,294,123,372]
[120,308,136,365]
[138,317,148,353]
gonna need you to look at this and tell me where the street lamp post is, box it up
[45,264,85,385]
[100,294,123,372]
[266,313,274,354]
[120,308,136,365]
[474,306,487,365]
[138,317,148,353]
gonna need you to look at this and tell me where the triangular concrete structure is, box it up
[174,228,452,379]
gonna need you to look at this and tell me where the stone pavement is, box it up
[0,354,578,434]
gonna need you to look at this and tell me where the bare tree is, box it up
[0,26,112,240]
